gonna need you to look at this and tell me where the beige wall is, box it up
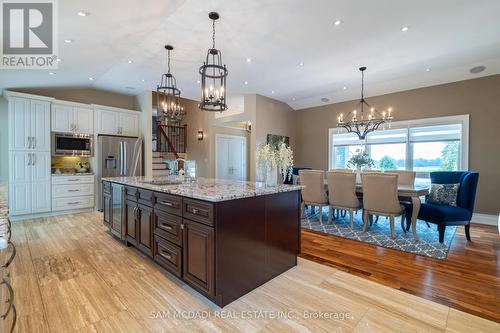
[255,94,296,151]
[294,74,500,215]
[12,88,139,110]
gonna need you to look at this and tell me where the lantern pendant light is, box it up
[157,45,185,123]
[199,12,228,112]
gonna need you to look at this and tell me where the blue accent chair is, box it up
[405,171,479,243]
[283,167,312,184]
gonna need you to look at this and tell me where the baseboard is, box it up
[471,213,498,226]
[9,208,95,222]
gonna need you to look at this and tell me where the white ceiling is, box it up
[1,0,500,110]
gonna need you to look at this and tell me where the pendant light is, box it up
[336,67,393,140]
[199,12,228,112]
[157,45,185,123]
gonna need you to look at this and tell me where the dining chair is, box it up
[361,173,406,238]
[385,170,416,186]
[326,171,361,227]
[329,168,353,173]
[299,170,328,223]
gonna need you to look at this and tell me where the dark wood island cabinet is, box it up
[102,177,301,307]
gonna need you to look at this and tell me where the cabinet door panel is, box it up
[103,193,112,227]
[74,107,94,133]
[31,100,51,151]
[97,110,119,135]
[119,113,139,136]
[51,104,74,133]
[183,220,214,296]
[9,151,31,183]
[138,204,153,257]
[8,97,31,150]
[8,182,31,215]
[32,181,51,213]
[32,152,51,182]
[125,200,138,245]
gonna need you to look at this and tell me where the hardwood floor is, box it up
[301,223,500,324]
[5,212,500,332]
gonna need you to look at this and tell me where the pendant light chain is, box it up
[212,19,216,49]
[167,47,171,74]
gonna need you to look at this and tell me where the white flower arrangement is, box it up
[256,141,294,184]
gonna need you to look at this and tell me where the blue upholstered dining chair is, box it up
[405,171,479,243]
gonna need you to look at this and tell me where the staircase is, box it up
[152,121,188,177]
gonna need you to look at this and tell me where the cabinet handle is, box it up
[68,189,80,192]
[32,153,36,165]
[27,136,32,149]
[33,136,36,149]
[191,208,199,214]
[180,223,184,230]
[163,225,173,230]
[67,201,80,205]
[160,252,172,260]
[28,153,32,166]
[159,201,173,207]
[66,179,81,182]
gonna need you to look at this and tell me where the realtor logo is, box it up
[1,0,58,69]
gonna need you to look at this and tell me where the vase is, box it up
[265,165,278,187]
[355,166,362,184]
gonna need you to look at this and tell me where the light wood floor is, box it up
[6,212,500,332]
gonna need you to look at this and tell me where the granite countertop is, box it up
[103,176,303,202]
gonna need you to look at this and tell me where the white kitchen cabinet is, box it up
[95,108,140,136]
[51,174,95,212]
[52,102,94,133]
[7,93,52,217]
[8,151,51,215]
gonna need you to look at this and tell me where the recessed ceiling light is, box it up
[244,81,248,85]
[127,60,133,64]
[426,68,431,72]
[196,80,201,84]
[49,72,56,75]
[271,90,275,94]
[401,26,409,32]
[343,86,347,90]
[298,62,304,67]
[246,58,252,63]
[88,77,94,81]
[321,97,330,103]
[64,39,74,43]
[141,79,145,82]
[470,65,486,74]
[77,11,90,17]
[292,97,296,101]
[334,19,342,26]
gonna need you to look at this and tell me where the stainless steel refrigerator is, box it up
[97,135,143,211]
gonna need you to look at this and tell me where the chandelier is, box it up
[337,67,393,140]
[157,45,185,123]
[199,12,228,112]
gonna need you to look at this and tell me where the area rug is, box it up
[301,209,456,260]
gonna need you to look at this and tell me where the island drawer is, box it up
[125,186,138,201]
[138,189,153,207]
[103,181,111,194]
[154,193,182,216]
[153,210,182,246]
[154,235,182,277]
[183,198,214,226]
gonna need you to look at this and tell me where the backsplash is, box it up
[51,156,92,174]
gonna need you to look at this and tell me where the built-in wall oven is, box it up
[52,132,94,157]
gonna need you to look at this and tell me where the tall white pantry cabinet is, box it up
[8,95,52,216]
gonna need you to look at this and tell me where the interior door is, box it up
[31,100,51,151]
[216,135,247,181]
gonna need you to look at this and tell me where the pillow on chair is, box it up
[428,183,460,206]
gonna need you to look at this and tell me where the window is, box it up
[329,115,469,180]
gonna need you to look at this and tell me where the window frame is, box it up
[328,115,469,176]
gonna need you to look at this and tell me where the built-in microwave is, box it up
[52,132,94,157]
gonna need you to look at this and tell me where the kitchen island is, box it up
[101,177,302,307]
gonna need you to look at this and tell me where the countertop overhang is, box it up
[102,176,303,202]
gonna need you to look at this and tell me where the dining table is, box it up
[321,180,430,241]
